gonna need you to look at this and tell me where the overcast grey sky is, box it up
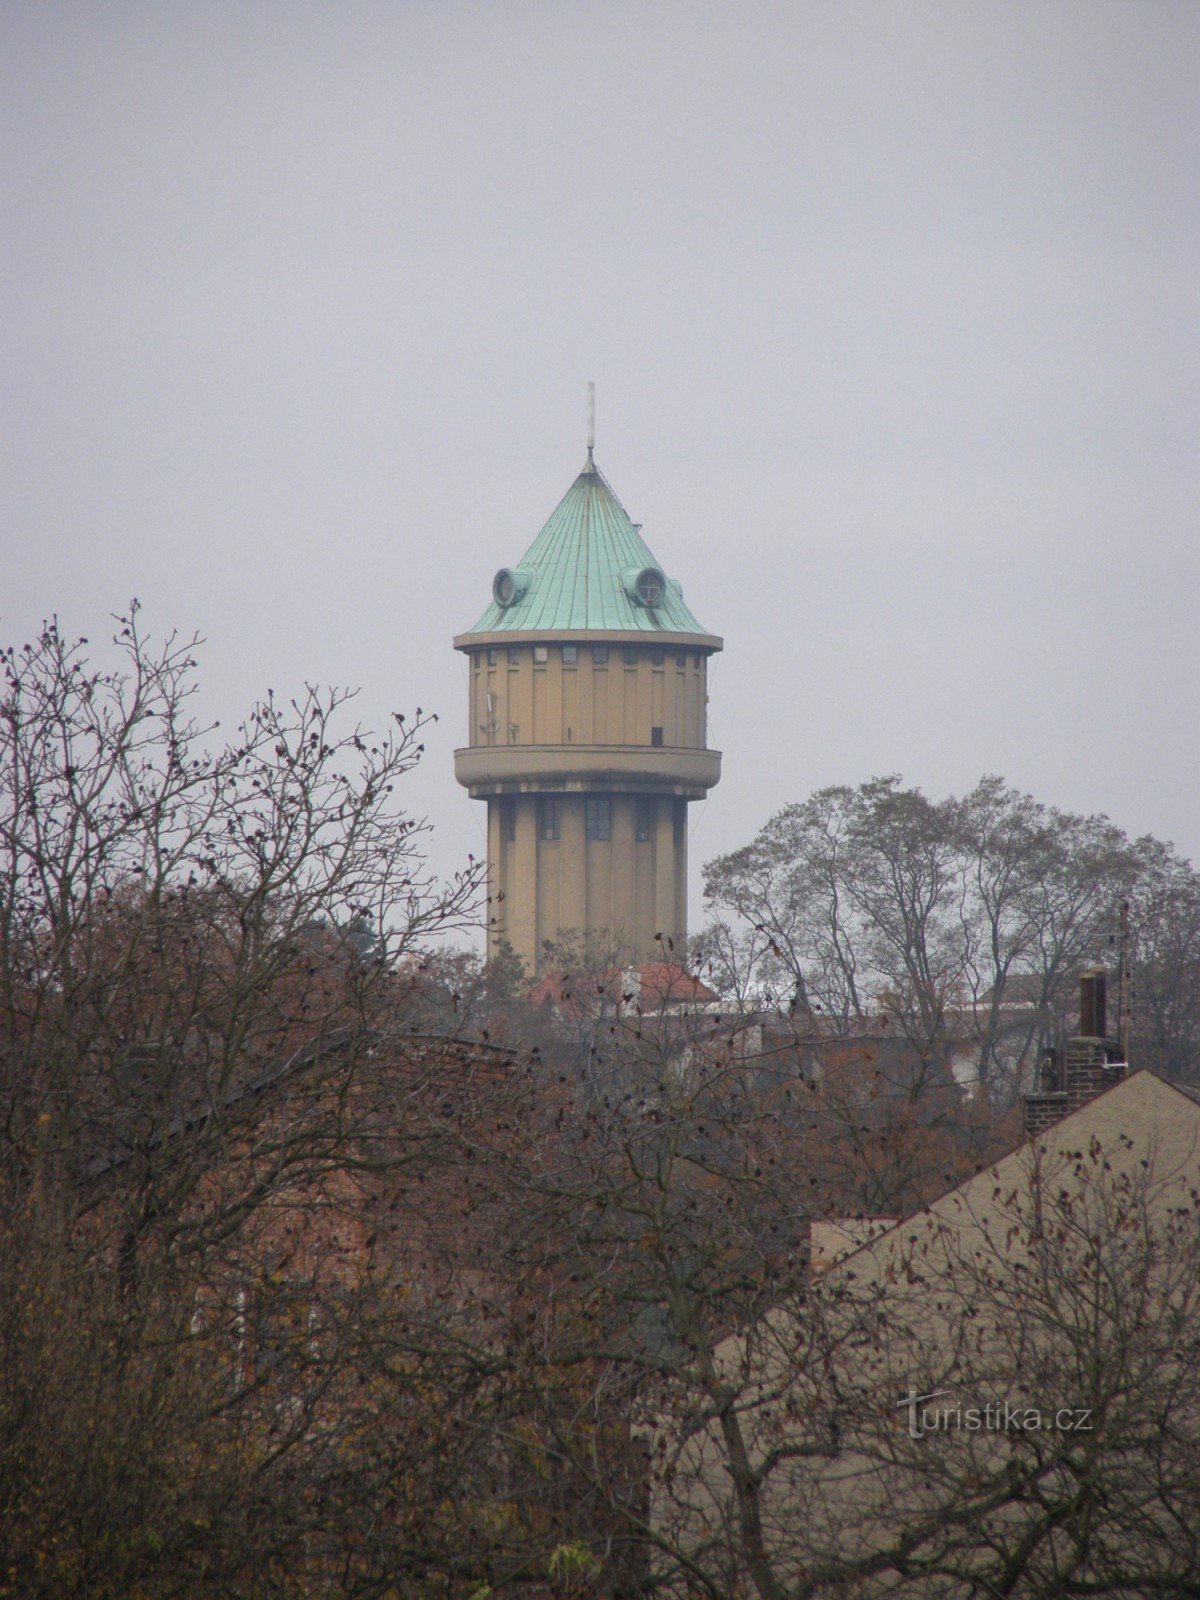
[4,0,1198,942]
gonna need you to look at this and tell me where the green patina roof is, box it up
[458,453,718,641]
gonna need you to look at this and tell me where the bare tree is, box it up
[700,779,968,1087]
[0,609,483,1597]
[313,1004,1195,1600]
[6,616,1197,1599]
[699,776,1185,1100]
[1127,833,1200,1086]
[360,1012,1013,1593]
[953,776,1136,1092]
[646,1077,1200,1598]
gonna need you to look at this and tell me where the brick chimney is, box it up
[1023,968,1127,1138]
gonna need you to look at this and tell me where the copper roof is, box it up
[457,453,720,644]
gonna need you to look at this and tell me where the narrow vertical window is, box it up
[585,797,611,841]
[651,726,664,747]
[501,798,516,842]
[538,798,561,841]
[636,797,653,843]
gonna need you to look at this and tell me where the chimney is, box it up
[1022,965,1126,1139]
[1079,968,1106,1039]
[1038,1048,1061,1092]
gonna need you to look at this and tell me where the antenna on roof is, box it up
[587,381,595,458]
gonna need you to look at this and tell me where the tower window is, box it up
[650,649,664,667]
[562,645,578,665]
[533,646,549,665]
[501,799,516,842]
[636,797,654,842]
[592,645,608,664]
[651,726,664,747]
[538,798,561,840]
[585,797,611,841]
[487,648,498,667]
[623,648,638,666]
[675,651,687,667]
[508,647,520,665]
[636,569,663,606]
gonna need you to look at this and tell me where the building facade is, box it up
[454,448,722,972]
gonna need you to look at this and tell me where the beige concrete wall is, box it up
[469,643,709,754]
[485,791,689,970]
[455,742,720,796]
[633,799,659,946]
[506,794,538,962]
[465,640,718,973]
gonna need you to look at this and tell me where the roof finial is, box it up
[587,381,595,461]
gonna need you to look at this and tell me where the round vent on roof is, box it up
[621,565,666,608]
[493,567,532,608]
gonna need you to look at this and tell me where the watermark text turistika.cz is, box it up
[896,1389,1094,1440]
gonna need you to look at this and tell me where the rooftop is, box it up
[456,453,720,644]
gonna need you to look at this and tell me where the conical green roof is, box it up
[456,454,719,644]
